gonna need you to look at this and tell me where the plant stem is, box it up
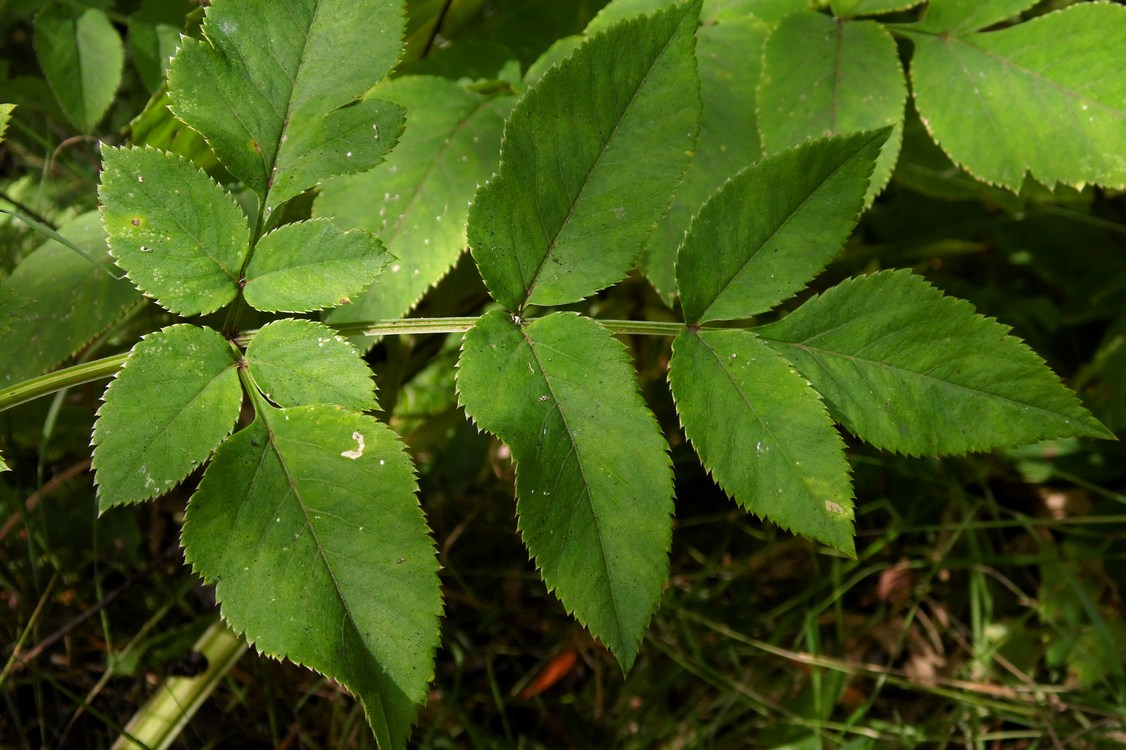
[0,317,689,411]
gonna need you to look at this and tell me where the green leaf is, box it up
[0,452,8,472]
[0,103,13,140]
[642,3,769,303]
[468,0,701,311]
[92,324,243,510]
[99,146,249,316]
[758,11,905,205]
[243,220,391,313]
[167,0,406,210]
[0,211,141,387]
[915,0,1037,34]
[907,3,1126,190]
[33,4,123,131]
[457,311,673,669]
[0,284,25,336]
[756,270,1113,455]
[317,76,515,328]
[127,91,219,170]
[127,0,193,91]
[669,329,854,553]
[676,129,888,325]
[182,401,441,749]
[831,0,923,16]
[245,319,377,411]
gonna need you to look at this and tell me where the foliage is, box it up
[2,0,1125,747]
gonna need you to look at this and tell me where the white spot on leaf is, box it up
[341,431,365,459]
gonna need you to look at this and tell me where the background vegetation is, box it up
[2,0,1126,747]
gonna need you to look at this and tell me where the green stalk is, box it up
[111,621,246,750]
[0,317,689,412]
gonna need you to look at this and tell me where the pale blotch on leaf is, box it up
[341,431,365,459]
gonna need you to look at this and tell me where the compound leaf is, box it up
[92,324,242,510]
[908,3,1126,190]
[318,76,514,327]
[457,311,673,670]
[0,211,141,387]
[469,0,701,311]
[183,401,441,749]
[758,11,905,204]
[33,4,123,132]
[245,319,377,411]
[243,220,391,313]
[167,0,405,211]
[99,146,249,316]
[915,0,1038,34]
[677,129,887,325]
[756,270,1113,455]
[669,329,855,554]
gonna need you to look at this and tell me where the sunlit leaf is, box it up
[183,400,441,749]
[756,270,1113,455]
[245,319,377,411]
[33,4,123,131]
[0,103,14,140]
[167,0,405,210]
[92,324,243,510]
[99,146,249,316]
[908,3,1126,190]
[243,220,391,314]
[457,311,673,669]
[676,129,887,324]
[469,0,701,311]
[318,76,514,327]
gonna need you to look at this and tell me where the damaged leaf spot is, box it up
[341,431,365,459]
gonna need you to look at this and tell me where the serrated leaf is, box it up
[167,0,405,211]
[243,220,391,313]
[99,146,249,316]
[0,453,8,472]
[182,402,441,749]
[127,0,193,91]
[830,0,923,16]
[468,0,701,312]
[669,329,855,553]
[33,4,123,131]
[758,11,905,205]
[915,0,1037,34]
[318,76,515,329]
[457,310,673,669]
[245,319,377,411]
[642,4,768,303]
[676,129,888,325]
[92,324,243,510]
[756,270,1113,455]
[0,103,14,140]
[0,211,141,387]
[907,3,1126,190]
